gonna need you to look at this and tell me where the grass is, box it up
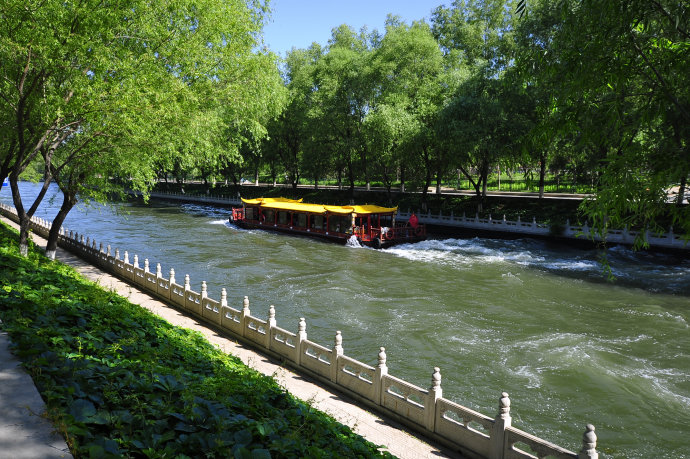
[0,222,393,458]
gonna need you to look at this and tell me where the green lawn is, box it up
[0,222,392,458]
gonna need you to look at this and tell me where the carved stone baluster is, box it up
[374,347,388,405]
[331,331,344,383]
[578,424,598,459]
[490,392,512,459]
[425,367,442,431]
[266,304,276,350]
[296,318,307,365]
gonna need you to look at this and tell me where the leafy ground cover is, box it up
[0,222,392,458]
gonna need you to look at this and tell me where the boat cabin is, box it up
[231,197,426,248]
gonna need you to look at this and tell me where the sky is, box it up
[261,0,444,57]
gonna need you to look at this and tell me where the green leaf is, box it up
[69,399,96,422]
[251,449,272,459]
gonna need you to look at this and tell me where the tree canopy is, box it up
[2,0,688,250]
[0,0,284,255]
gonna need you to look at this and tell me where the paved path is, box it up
[0,326,73,459]
[0,215,464,459]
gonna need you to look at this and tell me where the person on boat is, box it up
[408,213,418,229]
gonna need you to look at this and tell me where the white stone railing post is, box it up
[425,367,442,431]
[144,258,149,273]
[490,392,511,459]
[169,268,176,285]
[578,424,598,459]
[133,254,139,269]
[296,317,307,365]
[156,263,161,278]
[373,347,388,405]
[241,296,250,337]
[331,331,343,383]
[266,305,276,349]
[183,274,190,307]
[201,281,207,301]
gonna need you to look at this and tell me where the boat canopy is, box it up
[241,197,397,216]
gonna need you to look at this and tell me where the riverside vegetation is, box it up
[0,222,392,458]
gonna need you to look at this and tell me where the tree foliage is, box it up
[0,0,283,255]
[3,0,688,249]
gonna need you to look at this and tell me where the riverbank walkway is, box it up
[0,214,463,459]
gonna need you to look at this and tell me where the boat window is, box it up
[328,215,350,233]
[245,207,255,220]
[297,213,307,228]
[328,216,338,232]
[264,209,275,223]
[278,211,288,225]
[313,215,324,230]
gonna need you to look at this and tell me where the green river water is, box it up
[3,182,690,458]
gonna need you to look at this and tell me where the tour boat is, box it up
[230,197,426,248]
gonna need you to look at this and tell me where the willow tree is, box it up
[516,0,690,247]
[372,20,445,209]
[0,0,282,256]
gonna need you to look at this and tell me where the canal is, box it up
[2,182,689,459]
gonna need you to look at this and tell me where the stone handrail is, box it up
[398,209,688,251]
[0,202,599,459]
[131,189,243,206]
[141,190,686,250]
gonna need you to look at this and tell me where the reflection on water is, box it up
[2,183,690,459]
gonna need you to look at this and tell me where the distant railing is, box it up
[130,189,243,206]
[398,209,688,251]
[142,191,686,250]
[0,202,600,459]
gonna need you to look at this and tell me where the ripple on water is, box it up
[5,182,690,459]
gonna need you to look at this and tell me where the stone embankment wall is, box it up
[144,190,687,251]
[0,203,600,459]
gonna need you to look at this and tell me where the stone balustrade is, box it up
[135,190,686,250]
[0,202,600,459]
[398,209,688,251]
[132,189,243,206]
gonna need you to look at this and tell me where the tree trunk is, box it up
[677,175,687,207]
[9,173,52,257]
[421,168,432,213]
[481,161,489,199]
[435,169,442,195]
[45,193,77,259]
[538,153,547,199]
[347,161,355,197]
[400,166,406,194]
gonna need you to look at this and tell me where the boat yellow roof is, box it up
[241,198,397,215]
